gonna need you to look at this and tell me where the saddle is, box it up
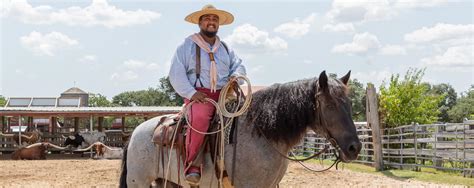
[152,98,241,148]
[151,99,241,187]
[152,114,186,147]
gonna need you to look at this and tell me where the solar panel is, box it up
[31,98,57,107]
[7,98,32,107]
[58,98,81,107]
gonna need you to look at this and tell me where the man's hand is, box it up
[229,76,240,92]
[191,91,208,103]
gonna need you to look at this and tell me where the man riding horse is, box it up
[168,4,246,185]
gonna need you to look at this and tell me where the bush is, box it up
[379,68,443,127]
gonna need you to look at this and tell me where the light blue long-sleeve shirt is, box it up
[169,35,246,100]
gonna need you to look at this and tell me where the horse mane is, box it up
[245,76,348,146]
[245,77,318,146]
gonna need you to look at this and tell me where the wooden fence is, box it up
[293,120,474,177]
[293,122,375,165]
[383,121,474,176]
[0,131,128,152]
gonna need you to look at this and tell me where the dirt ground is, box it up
[0,159,467,188]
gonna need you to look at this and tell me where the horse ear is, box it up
[340,70,351,85]
[319,71,328,91]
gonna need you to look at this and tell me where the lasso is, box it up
[164,75,252,188]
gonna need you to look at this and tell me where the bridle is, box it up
[256,91,343,172]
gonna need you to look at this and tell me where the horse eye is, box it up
[326,104,336,110]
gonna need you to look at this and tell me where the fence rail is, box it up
[293,120,474,177]
[293,122,375,165]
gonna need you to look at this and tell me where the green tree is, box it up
[348,79,366,121]
[448,86,474,122]
[89,93,113,107]
[157,76,184,106]
[0,95,6,107]
[426,83,457,122]
[379,68,443,127]
[111,77,184,107]
[112,91,137,106]
[112,88,171,106]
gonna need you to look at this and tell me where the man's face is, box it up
[199,14,219,37]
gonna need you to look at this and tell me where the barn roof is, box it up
[62,87,87,94]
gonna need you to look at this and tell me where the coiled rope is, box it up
[164,75,252,188]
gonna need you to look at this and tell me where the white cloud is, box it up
[274,13,316,38]
[353,69,392,86]
[110,71,138,81]
[111,59,163,82]
[20,31,78,56]
[404,23,474,44]
[15,69,24,75]
[303,59,313,64]
[79,55,97,63]
[2,0,160,28]
[123,59,146,69]
[323,0,451,33]
[147,63,160,71]
[249,65,264,74]
[393,0,451,9]
[332,32,381,54]
[224,24,288,54]
[122,59,161,71]
[323,23,355,33]
[379,45,407,55]
[326,0,396,24]
[421,45,473,68]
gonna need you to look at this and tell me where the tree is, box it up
[89,93,113,107]
[426,83,457,122]
[111,77,184,107]
[157,76,184,106]
[112,88,172,106]
[348,79,366,121]
[379,68,443,127]
[0,95,6,107]
[448,86,474,122]
[112,91,137,106]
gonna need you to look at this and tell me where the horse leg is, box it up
[153,178,182,188]
[126,173,154,188]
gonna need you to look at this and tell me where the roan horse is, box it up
[120,71,362,188]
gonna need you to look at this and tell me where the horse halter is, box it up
[314,92,342,153]
[257,91,343,170]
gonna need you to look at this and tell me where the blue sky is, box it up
[1,0,473,99]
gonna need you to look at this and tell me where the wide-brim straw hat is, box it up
[185,4,234,25]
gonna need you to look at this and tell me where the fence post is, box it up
[366,84,383,171]
[413,123,419,171]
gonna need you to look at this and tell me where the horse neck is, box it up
[238,118,295,159]
[247,78,318,146]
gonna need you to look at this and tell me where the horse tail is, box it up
[119,142,128,188]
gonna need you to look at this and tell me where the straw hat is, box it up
[185,4,234,25]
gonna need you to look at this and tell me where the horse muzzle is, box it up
[339,141,362,162]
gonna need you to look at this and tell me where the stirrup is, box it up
[185,172,201,186]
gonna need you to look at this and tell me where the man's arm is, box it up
[228,47,246,84]
[168,45,197,100]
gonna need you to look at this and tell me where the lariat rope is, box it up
[164,75,252,188]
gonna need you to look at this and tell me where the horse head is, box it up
[311,70,361,162]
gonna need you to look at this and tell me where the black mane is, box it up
[245,77,319,146]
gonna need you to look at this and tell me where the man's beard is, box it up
[201,29,217,38]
